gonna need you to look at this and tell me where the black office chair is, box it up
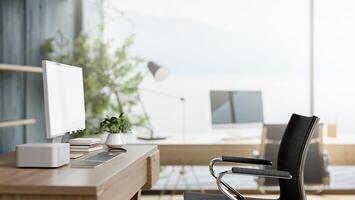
[256,124,329,192]
[184,113,319,200]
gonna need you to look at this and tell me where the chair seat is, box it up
[184,192,277,200]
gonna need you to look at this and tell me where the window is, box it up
[315,0,355,136]
[104,0,310,135]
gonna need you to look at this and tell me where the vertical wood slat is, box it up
[0,0,26,153]
[0,0,3,150]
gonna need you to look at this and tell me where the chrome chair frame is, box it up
[210,157,292,200]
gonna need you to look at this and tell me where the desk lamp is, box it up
[137,61,185,140]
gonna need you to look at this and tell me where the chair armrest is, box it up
[209,156,273,199]
[216,168,291,200]
[209,156,272,179]
[222,156,272,166]
[231,167,292,179]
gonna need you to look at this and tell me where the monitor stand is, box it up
[50,133,71,143]
[137,136,167,140]
[136,130,167,140]
[51,136,63,143]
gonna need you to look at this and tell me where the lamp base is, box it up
[137,136,167,140]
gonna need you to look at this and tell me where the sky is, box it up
[104,0,310,75]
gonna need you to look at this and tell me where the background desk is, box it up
[0,145,160,200]
[128,136,355,165]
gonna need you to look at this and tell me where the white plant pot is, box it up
[105,133,127,148]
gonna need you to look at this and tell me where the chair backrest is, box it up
[264,124,287,141]
[257,124,286,187]
[277,114,319,200]
[259,124,327,188]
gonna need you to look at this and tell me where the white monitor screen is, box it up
[42,60,86,139]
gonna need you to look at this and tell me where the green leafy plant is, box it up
[100,113,131,134]
[42,31,148,136]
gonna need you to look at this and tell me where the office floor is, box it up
[153,165,355,190]
[141,195,355,200]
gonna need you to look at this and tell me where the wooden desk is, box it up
[128,137,259,165]
[324,138,355,165]
[128,137,355,165]
[0,145,160,200]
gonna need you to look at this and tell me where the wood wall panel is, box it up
[0,0,26,152]
[0,0,79,152]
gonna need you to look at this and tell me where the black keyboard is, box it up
[71,151,124,168]
[85,151,122,162]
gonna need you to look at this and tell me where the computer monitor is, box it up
[42,60,86,139]
[210,90,264,129]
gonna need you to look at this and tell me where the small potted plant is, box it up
[100,113,131,148]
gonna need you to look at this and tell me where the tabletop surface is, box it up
[0,145,157,195]
[127,134,355,145]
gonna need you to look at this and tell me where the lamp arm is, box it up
[137,92,155,138]
[139,87,185,101]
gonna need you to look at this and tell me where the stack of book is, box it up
[69,138,103,153]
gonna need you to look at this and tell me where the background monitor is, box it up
[42,60,86,139]
[210,90,264,126]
